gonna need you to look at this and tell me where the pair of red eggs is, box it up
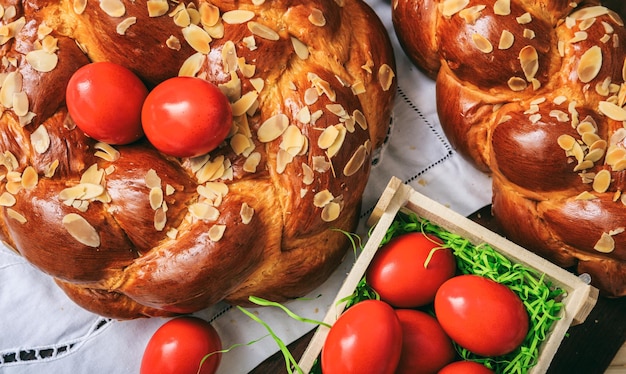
[66,61,232,158]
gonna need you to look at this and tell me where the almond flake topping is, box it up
[507,77,527,91]
[247,21,279,41]
[116,17,136,35]
[343,144,367,176]
[321,201,341,222]
[25,49,58,73]
[240,202,254,224]
[147,0,169,17]
[302,163,314,185]
[291,37,309,60]
[378,64,395,91]
[172,7,191,27]
[0,71,21,108]
[441,0,469,18]
[570,6,609,21]
[21,166,37,190]
[459,5,485,24]
[519,46,538,81]
[326,125,347,158]
[575,191,597,200]
[599,101,626,121]
[208,225,226,241]
[231,91,259,117]
[493,0,510,16]
[31,125,50,154]
[0,17,25,46]
[258,113,289,142]
[243,152,261,173]
[569,31,589,44]
[189,202,220,221]
[62,213,100,247]
[7,208,26,224]
[99,0,125,18]
[472,34,493,53]
[154,207,167,231]
[499,30,514,49]
[73,0,87,14]
[0,191,15,206]
[280,125,307,156]
[222,10,255,24]
[308,8,326,26]
[149,187,164,210]
[183,24,212,54]
[593,169,611,193]
[199,3,220,27]
[516,13,532,24]
[578,46,602,83]
[314,189,334,208]
[594,232,615,253]
[94,142,120,162]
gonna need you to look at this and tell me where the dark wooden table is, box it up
[251,206,626,374]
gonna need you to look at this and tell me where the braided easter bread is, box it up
[393,0,626,296]
[0,0,396,318]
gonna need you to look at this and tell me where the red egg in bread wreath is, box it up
[66,61,148,145]
[142,76,233,158]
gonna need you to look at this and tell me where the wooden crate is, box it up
[298,176,599,374]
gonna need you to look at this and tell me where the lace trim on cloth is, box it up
[0,317,112,367]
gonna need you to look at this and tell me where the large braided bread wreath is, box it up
[393,0,626,297]
[0,0,396,319]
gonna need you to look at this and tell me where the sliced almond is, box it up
[291,37,309,60]
[578,46,602,83]
[243,152,261,173]
[208,224,226,241]
[189,202,219,221]
[231,91,259,117]
[592,169,611,193]
[149,187,164,210]
[222,10,255,24]
[257,113,289,142]
[498,30,514,49]
[116,17,136,35]
[378,64,395,91]
[182,24,212,54]
[343,144,367,176]
[147,0,169,17]
[154,207,167,231]
[0,192,16,207]
[493,0,510,15]
[7,208,26,224]
[247,21,279,41]
[598,101,626,121]
[100,0,125,17]
[302,163,314,185]
[62,213,100,247]
[308,8,326,26]
[519,45,538,81]
[31,125,51,154]
[240,202,254,224]
[594,232,615,253]
[321,201,340,222]
[441,0,470,18]
[25,49,58,73]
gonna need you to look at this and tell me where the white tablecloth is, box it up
[0,1,493,373]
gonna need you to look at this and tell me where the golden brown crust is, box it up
[0,0,396,318]
[393,0,626,297]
